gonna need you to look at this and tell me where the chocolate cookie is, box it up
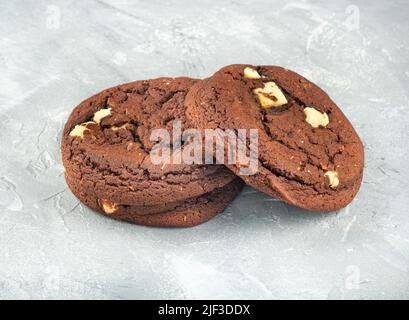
[62,78,236,207]
[65,171,243,227]
[186,64,364,211]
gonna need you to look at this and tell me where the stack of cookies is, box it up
[61,64,364,227]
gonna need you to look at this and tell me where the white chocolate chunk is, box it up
[111,123,129,131]
[324,171,339,189]
[303,107,329,128]
[253,81,288,108]
[93,108,112,124]
[69,121,95,139]
[99,199,119,214]
[243,67,261,79]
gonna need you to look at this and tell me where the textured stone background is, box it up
[0,0,408,299]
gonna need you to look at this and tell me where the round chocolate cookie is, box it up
[65,172,243,227]
[62,78,236,206]
[186,64,364,212]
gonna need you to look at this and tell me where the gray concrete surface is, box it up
[0,0,408,299]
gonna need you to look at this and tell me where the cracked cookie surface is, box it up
[62,77,236,207]
[186,64,364,211]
